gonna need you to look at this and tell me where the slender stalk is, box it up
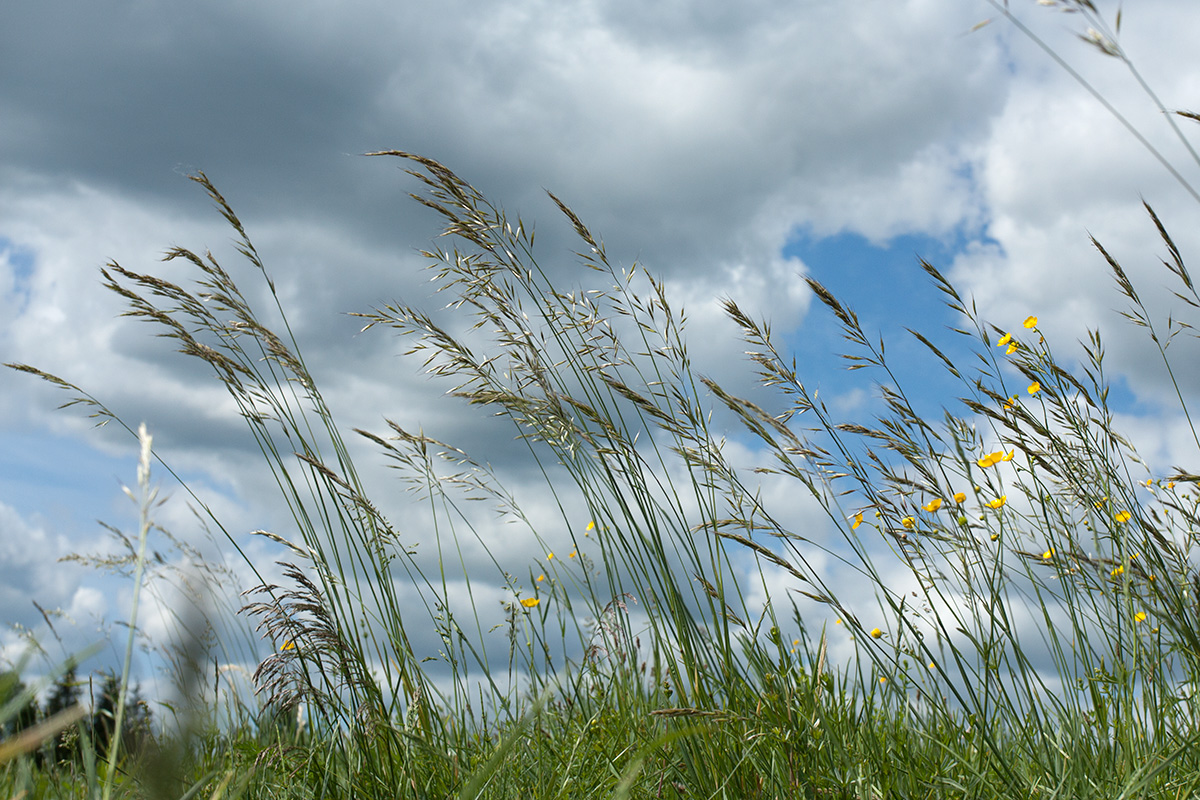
[101,424,155,800]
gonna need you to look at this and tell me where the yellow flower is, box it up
[986,495,1007,509]
[1114,510,1132,523]
[586,521,596,531]
[1006,343,1018,355]
[901,516,916,529]
[879,677,888,684]
[1111,565,1124,577]
[1027,382,1041,395]
[520,597,541,608]
[536,573,545,582]
[835,618,843,625]
[1001,450,1016,462]
[977,451,1003,468]
[280,641,296,652]
[851,512,863,530]
[546,552,554,560]
[923,498,943,512]
[997,332,1012,347]
[990,533,999,541]
[1135,611,1147,623]
[1042,547,1055,560]
[1023,316,1038,329]
[1003,395,1017,410]
[1167,482,1176,489]
[569,550,577,558]
[870,628,883,639]
[1144,479,1154,488]
[953,491,966,504]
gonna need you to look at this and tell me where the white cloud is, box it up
[948,2,1200,411]
[0,502,77,628]
[4,0,1200,698]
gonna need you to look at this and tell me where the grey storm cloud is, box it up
[0,0,1011,463]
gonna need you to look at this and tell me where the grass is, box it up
[6,3,1200,797]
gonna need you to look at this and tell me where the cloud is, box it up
[0,503,78,633]
[947,2,1200,412]
[4,0,1200,699]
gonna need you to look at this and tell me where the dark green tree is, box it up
[0,669,39,737]
[90,671,154,758]
[120,682,154,756]
[42,665,82,763]
[44,665,81,716]
[90,672,120,756]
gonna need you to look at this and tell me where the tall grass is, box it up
[6,3,1200,797]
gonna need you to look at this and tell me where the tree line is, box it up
[1,666,153,764]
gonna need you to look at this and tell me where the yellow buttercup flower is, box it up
[1135,611,1147,623]
[280,641,296,652]
[1023,316,1038,329]
[997,332,1012,347]
[1111,565,1124,577]
[953,491,966,504]
[851,512,863,530]
[986,495,1007,509]
[1042,547,1055,560]
[1028,382,1041,395]
[1001,450,1016,462]
[870,628,884,639]
[977,451,1004,468]
[901,516,916,529]
[520,597,541,608]
[923,498,943,512]
[536,573,545,582]
[1114,510,1132,523]
[1006,342,1018,355]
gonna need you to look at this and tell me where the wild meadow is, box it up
[5,3,1200,797]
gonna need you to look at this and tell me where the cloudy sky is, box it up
[3,0,1200,703]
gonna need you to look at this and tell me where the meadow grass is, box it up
[6,4,1200,797]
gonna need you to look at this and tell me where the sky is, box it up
[3,0,1200,711]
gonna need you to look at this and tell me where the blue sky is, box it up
[3,0,1200,705]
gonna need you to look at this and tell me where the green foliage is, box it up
[0,671,38,739]
[90,672,153,762]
